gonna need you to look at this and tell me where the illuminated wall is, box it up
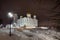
[17,14,38,28]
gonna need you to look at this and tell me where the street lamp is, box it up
[8,12,13,18]
[8,12,13,36]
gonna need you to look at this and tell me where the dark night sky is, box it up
[0,0,60,27]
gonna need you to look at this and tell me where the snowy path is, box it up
[0,28,60,40]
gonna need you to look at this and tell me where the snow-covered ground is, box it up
[0,28,60,40]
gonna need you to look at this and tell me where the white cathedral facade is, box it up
[17,14,38,28]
